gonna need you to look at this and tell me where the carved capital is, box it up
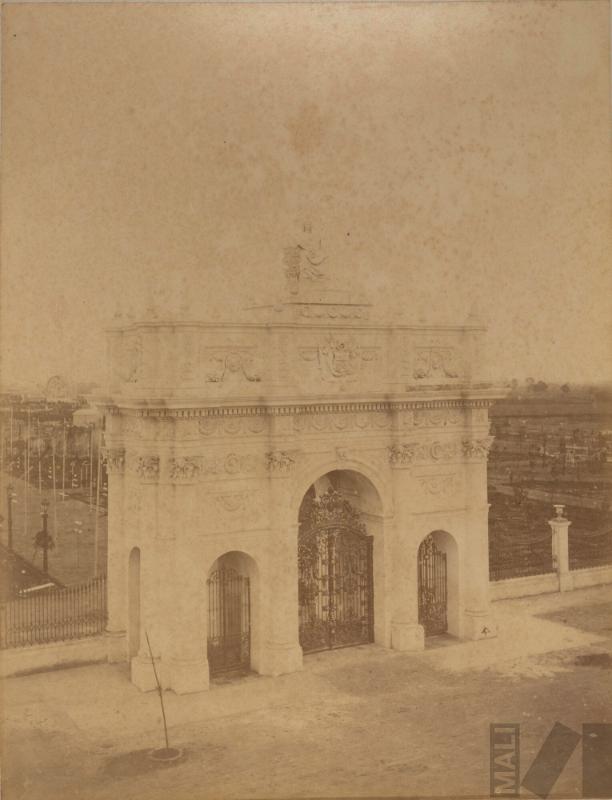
[168,456,202,481]
[266,450,296,473]
[389,442,418,466]
[462,436,494,459]
[133,455,160,480]
[104,448,125,474]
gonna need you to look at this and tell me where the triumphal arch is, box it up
[101,256,499,694]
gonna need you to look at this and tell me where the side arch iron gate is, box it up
[418,534,448,636]
[298,488,374,654]
[207,567,250,676]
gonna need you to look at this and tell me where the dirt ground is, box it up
[2,585,612,800]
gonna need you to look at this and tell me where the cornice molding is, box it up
[100,396,497,420]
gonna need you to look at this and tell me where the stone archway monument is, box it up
[100,256,500,694]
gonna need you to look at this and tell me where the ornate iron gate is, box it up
[207,567,250,676]
[298,488,374,654]
[418,535,448,636]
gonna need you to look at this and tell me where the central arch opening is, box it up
[297,470,382,654]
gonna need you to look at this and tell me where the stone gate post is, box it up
[549,504,572,592]
[389,467,425,651]
[104,448,127,663]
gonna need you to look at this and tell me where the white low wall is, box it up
[490,563,612,601]
[570,564,612,590]
[489,572,559,601]
[0,635,107,679]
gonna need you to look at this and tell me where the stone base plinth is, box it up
[559,572,573,592]
[258,642,303,676]
[130,654,160,692]
[105,629,127,663]
[391,622,425,651]
[167,656,210,694]
[462,609,497,641]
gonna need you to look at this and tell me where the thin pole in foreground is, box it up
[145,631,170,750]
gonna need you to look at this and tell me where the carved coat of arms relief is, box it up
[299,335,378,383]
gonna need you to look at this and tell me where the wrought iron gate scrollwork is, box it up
[298,488,374,654]
[418,534,448,636]
[207,567,250,676]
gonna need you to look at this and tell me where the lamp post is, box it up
[36,497,53,574]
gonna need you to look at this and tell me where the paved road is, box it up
[2,585,612,799]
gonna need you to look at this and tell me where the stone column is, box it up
[462,450,497,641]
[166,548,209,693]
[258,518,303,676]
[105,451,127,663]
[389,464,424,651]
[390,536,425,651]
[258,459,303,676]
[130,475,164,692]
[462,501,497,640]
[130,539,161,692]
[549,505,572,592]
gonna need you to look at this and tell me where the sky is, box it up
[1,0,611,389]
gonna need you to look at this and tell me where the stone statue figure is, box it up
[283,223,326,294]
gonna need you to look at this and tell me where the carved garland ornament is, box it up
[413,347,461,380]
[206,351,261,383]
[389,437,493,465]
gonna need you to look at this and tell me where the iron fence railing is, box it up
[489,494,554,581]
[0,575,107,649]
[569,527,612,571]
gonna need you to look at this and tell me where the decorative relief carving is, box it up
[430,441,460,461]
[198,416,267,437]
[389,437,493,466]
[389,442,423,465]
[168,456,202,481]
[205,351,261,383]
[293,412,391,434]
[298,304,369,321]
[413,347,461,380]
[207,491,267,532]
[335,447,349,461]
[104,449,125,474]
[416,473,461,498]
[283,222,326,295]
[200,452,260,477]
[266,451,296,473]
[215,492,250,513]
[462,436,494,459]
[133,455,160,480]
[414,408,463,428]
[389,440,458,465]
[318,336,373,379]
[299,336,377,381]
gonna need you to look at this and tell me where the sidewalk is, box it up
[2,584,611,800]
